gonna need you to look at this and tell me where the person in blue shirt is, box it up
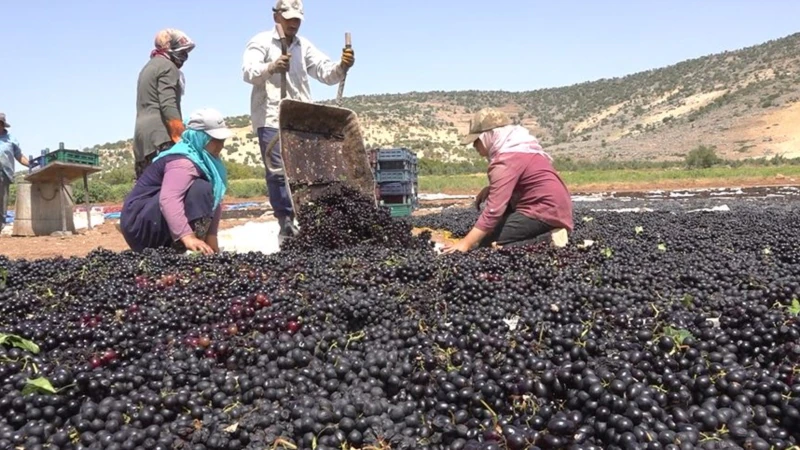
[0,113,29,232]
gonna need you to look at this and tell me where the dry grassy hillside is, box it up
[90,32,800,171]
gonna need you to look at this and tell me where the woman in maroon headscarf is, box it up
[443,108,574,253]
[133,29,196,179]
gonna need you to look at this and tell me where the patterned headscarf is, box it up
[150,29,195,95]
[150,28,195,67]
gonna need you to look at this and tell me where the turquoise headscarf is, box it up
[153,128,228,209]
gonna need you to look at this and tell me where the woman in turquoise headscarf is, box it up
[120,108,231,254]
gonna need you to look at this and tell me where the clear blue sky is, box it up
[4,0,800,156]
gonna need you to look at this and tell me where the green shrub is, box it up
[99,166,135,185]
[223,160,263,180]
[72,180,114,204]
[8,184,16,206]
[685,145,722,169]
[109,183,134,202]
[228,179,265,198]
[417,158,487,175]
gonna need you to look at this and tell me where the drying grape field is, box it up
[2,185,800,450]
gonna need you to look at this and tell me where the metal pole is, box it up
[275,24,288,100]
[83,172,91,230]
[59,173,66,233]
[336,32,351,105]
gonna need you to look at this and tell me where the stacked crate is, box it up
[372,148,418,217]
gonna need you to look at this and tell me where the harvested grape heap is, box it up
[282,184,433,252]
[2,191,800,450]
[411,208,479,238]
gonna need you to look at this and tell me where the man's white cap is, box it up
[274,0,304,20]
[186,108,233,140]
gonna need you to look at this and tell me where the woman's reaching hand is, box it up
[441,240,471,254]
[181,234,214,254]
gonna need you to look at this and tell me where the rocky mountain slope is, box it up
[92,32,800,171]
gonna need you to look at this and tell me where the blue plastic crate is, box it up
[378,160,416,171]
[376,148,415,162]
[378,182,417,196]
[376,169,416,183]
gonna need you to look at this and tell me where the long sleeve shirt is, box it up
[242,29,346,131]
[475,153,574,233]
[159,159,222,241]
[133,57,183,161]
[0,132,22,183]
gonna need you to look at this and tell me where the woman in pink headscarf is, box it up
[442,108,574,253]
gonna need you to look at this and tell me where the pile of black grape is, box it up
[411,207,479,238]
[2,192,800,450]
[282,184,433,252]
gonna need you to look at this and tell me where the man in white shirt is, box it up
[242,0,355,243]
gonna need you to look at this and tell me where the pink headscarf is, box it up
[478,125,552,162]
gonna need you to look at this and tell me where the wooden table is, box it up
[25,162,102,234]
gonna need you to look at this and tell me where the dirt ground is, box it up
[0,218,271,260]
[0,222,129,259]
[1,177,795,260]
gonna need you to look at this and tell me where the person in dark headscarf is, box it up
[133,28,196,179]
